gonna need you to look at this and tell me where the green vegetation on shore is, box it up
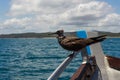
[0,31,119,38]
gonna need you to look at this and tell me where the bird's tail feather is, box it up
[90,35,107,40]
[89,35,107,44]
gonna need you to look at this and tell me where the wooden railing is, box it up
[70,56,102,80]
[47,52,79,80]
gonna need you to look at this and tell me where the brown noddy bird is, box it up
[52,30,106,57]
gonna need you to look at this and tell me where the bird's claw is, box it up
[68,53,74,58]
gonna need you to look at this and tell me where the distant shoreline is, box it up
[0,31,120,38]
[106,37,120,38]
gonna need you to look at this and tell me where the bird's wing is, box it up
[62,37,86,46]
[65,37,84,42]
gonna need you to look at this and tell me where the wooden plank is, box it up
[106,56,120,70]
[70,56,100,80]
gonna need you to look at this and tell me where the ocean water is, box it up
[0,38,120,80]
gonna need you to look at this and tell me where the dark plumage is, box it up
[53,30,106,52]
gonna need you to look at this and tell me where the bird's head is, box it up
[49,30,65,38]
[55,30,64,36]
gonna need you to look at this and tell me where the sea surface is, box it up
[0,38,120,80]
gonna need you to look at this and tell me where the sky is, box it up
[0,0,120,34]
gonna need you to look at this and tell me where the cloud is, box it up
[99,13,120,27]
[3,17,31,26]
[0,17,31,34]
[9,0,95,16]
[59,1,113,26]
[9,0,41,16]
[0,0,120,34]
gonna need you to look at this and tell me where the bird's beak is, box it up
[48,32,57,35]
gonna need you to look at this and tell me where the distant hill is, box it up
[97,31,120,38]
[0,31,119,38]
[0,32,55,38]
[0,31,77,38]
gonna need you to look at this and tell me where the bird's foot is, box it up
[68,53,74,58]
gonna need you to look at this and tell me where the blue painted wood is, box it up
[76,31,91,55]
